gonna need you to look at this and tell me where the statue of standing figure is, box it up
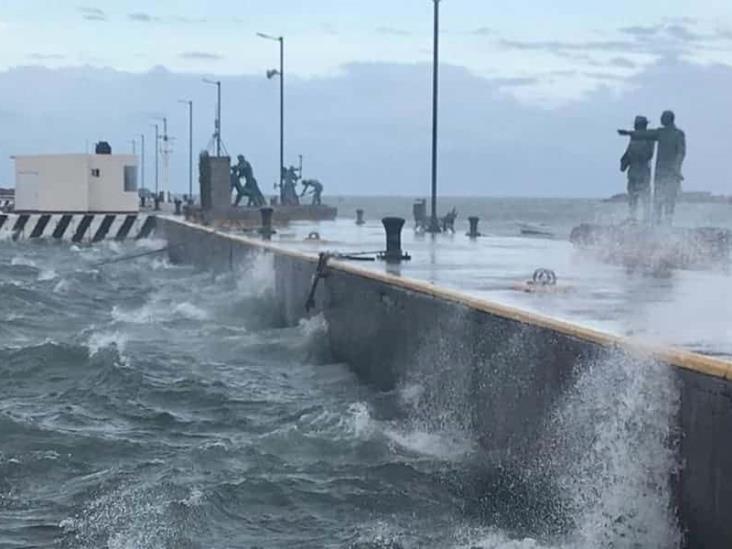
[618,110,686,225]
[231,155,266,207]
[300,179,323,205]
[620,116,654,223]
[281,166,300,206]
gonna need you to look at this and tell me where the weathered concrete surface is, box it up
[157,216,732,548]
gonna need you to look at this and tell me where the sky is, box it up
[1,1,732,196]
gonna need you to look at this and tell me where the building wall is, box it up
[15,155,89,211]
[14,154,138,212]
[87,155,138,212]
[157,217,732,548]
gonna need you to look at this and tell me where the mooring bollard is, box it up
[259,207,276,239]
[356,209,365,225]
[380,217,410,262]
[467,216,481,238]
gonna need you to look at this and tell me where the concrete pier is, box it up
[156,216,732,548]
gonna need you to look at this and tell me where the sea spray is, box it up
[538,350,681,548]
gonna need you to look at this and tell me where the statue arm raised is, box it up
[616,129,659,140]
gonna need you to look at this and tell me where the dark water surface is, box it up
[0,238,681,548]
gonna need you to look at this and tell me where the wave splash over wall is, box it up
[0,241,683,548]
[392,307,682,548]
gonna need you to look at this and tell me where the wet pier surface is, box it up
[250,218,732,360]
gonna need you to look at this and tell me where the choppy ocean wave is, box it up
[0,241,681,548]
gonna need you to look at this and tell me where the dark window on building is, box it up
[123,166,138,192]
[91,168,100,177]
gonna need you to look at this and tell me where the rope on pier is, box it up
[93,245,177,267]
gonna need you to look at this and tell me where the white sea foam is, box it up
[87,331,128,357]
[11,256,36,267]
[59,483,184,549]
[38,268,57,281]
[298,313,328,338]
[540,351,681,548]
[179,487,204,508]
[236,251,276,296]
[53,279,71,294]
[111,300,208,324]
[451,526,547,549]
[382,426,475,461]
[173,302,208,320]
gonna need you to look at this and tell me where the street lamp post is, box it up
[427,0,442,233]
[152,123,159,196]
[257,32,285,202]
[203,79,222,157]
[179,99,194,201]
[139,133,146,191]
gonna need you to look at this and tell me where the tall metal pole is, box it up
[154,123,159,196]
[140,133,146,191]
[258,32,285,202]
[179,99,194,199]
[189,102,193,198]
[280,37,285,201]
[161,117,169,200]
[216,82,221,157]
[427,0,442,233]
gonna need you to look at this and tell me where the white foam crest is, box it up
[451,526,547,549]
[87,331,128,357]
[134,237,168,251]
[173,302,209,320]
[38,268,57,281]
[382,426,475,461]
[304,401,375,440]
[111,300,208,324]
[11,256,36,267]
[543,352,681,548]
[53,279,71,294]
[298,313,328,338]
[178,487,204,508]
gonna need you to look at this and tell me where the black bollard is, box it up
[259,207,276,239]
[467,216,481,238]
[153,195,161,211]
[174,199,182,216]
[380,217,410,262]
[356,209,365,225]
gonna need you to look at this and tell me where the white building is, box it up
[14,154,139,212]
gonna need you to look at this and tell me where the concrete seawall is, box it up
[157,216,732,547]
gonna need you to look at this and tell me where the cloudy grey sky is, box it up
[1,1,732,196]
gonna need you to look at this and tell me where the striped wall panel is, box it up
[0,213,156,242]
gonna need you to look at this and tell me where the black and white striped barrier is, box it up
[0,199,14,210]
[0,213,156,242]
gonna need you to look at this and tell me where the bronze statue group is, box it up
[618,110,686,225]
[230,156,324,208]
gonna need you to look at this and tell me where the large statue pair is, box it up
[618,110,686,225]
[231,155,266,207]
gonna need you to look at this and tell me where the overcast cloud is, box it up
[0,56,730,197]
